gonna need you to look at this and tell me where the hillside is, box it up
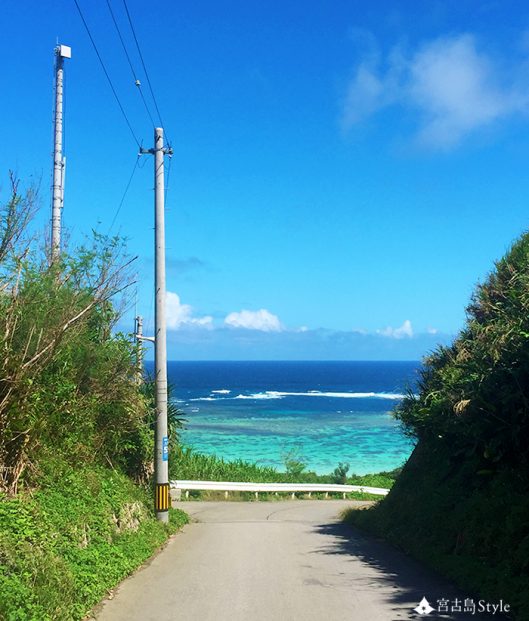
[346,232,529,619]
[0,180,187,620]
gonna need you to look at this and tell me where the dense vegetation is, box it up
[0,462,187,621]
[0,178,187,621]
[171,448,397,500]
[345,232,529,620]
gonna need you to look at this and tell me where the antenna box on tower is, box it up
[58,45,71,59]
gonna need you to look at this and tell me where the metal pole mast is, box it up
[51,44,71,262]
[135,315,143,384]
[141,128,173,521]
[134,314,155,384]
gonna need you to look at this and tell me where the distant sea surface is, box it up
[146,361,421,475]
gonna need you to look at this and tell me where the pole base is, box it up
[156,510,169,523]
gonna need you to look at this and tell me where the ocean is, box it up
[148,360,421,475]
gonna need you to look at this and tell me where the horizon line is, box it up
[142,359,423,363]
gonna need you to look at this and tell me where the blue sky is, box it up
[3,0,529,359]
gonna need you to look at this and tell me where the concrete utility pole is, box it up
[141,128,173,522]
[51,44,71,262]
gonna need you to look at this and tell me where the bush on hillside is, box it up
[0,177,153,494]
[349,231,529,619]
[395,231,529,469]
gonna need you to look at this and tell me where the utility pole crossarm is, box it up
[136,335,155,343]
[139,146,173,156]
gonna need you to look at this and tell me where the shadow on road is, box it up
[311,521,507,621]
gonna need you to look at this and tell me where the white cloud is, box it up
[342,64,386,128]
[224,309,282,332]
[166,291,213,330]
[342,34,529,149]
[426,326,438,335]
[377,319,413,339]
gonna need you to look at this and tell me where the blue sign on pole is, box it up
[162,436,169,461]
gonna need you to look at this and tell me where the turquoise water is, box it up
[160,361,419,475]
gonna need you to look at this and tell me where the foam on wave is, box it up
[238,390,405,400]
[190,390,406,402]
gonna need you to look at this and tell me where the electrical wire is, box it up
[122,0,169,136]
[107,154,141,234]
[146,288,154,342]
[164,153,172,205]
[105,0,157,129]
[73,0,141,148]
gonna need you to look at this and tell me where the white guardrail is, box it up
[170,480,390,499]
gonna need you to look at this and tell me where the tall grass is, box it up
[170,446,397,489]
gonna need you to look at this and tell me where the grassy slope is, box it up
[0,459,188,621]
[344,442,529,620]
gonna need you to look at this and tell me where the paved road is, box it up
[95,501,500,621]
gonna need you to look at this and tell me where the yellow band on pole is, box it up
[155,483,170,512]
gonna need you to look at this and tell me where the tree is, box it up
[331,462,350,485]
[0,177,145,494]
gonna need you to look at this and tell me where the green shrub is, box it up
[0,461,188,621]
[395,232,529,469]
[331,462,350,485]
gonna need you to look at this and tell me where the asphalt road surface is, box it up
[94,501,504,621]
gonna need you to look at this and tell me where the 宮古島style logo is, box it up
[413,596,511,616]
[415,597,435,615]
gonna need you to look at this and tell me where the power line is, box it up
[73,0,141,148]
[105,0,157,129]
[107,154,140,234]
[122,0,168,135]
[164,152,172,205]
[105,0,136,82]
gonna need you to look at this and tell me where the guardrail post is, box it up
[291,492,295,499]
[170,488,181,502]
[185,490,189,499]
[224,491,228,499]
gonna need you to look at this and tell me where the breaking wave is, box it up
[236,390,405,400]
[191,390,406,402]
